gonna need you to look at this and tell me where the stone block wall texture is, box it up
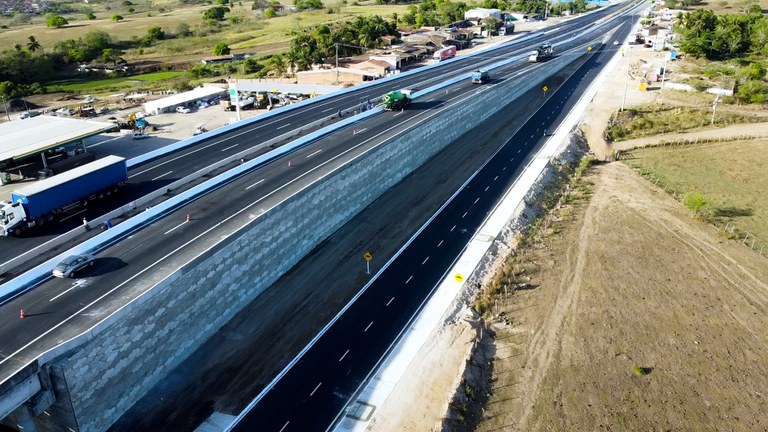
[50,56,573,432]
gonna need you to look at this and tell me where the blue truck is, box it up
[0,155,128,236]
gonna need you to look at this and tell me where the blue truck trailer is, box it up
[0,155,127,236]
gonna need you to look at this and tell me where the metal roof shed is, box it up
[142,86,226,115]
[0,115,116,169]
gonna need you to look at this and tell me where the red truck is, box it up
[433,46,457,62]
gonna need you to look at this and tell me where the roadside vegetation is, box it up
[604,103,768,141]
[0,0,583,101]
[621,139,768,253]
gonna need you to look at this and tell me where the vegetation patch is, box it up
[622,140,768,253]
[604,104,768,142]
[46,71,187,93]
[472,153,596,318]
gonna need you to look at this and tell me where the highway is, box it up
[229,15,636,432]
[0,3,621,278]
[0,4,638,430]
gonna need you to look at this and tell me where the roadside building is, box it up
[142,86,226,115]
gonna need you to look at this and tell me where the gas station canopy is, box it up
[0,115,116,163]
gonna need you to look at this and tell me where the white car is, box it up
[613,40,619,45]
[52,254,94,278]
[175,106,191,114]
[132,132,150,140]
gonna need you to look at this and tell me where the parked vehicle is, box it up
[0,156,128,236]
[528,43,554,62]
[471,70,490,84]
[175,106,191,114]
[381,89,414,110]
[433,46,457,62]
[52,254,94,278]
[132,132,150,140]
[18,111,41,120]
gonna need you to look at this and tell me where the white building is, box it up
[464,8,502,21]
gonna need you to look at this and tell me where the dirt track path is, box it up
[610,121,768,151]
[481,162,768,431]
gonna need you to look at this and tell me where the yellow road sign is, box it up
[363,251,373,262]
[542,86,549,92]
[587,46,592,51]
[454,273,464,283]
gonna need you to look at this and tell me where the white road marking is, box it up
[517,149,521,154]
[406,275,413,284]
[49,284,79,302]
[364,321,373,332]
[474,197,479,204]
[321,107,334,113]
[503,166,507,171]
[310,382,322,396]
[339,349,349,362]
[484,185,490,191]
[462,211,468,218]
[422,256,429,265]
[245,179,265,190]
[355,128,367,134]
[279,422,290,432]
[164,220,189,235]
[151,171,173,181]
[437,239,443,247]
[494,176,498,181]
[277,123,291,130]
[86,135,124,148]
[450,225,456,232]
[306,149,322,158]
[220,144,239,152]
[387,297,394,306]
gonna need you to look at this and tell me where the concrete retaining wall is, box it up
[44,53,577,432]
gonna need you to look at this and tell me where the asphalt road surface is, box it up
[229,15,635,432]
[0,4,619,278]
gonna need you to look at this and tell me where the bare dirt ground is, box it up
[366,35,768,432]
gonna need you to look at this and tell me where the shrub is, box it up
[684,192,708,214]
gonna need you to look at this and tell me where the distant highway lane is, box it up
[0,3,620,277]
[229,15,635,432]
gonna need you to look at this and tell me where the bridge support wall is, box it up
[38,54,577,432]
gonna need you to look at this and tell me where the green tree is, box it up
[111,14,124,22]
[242,57,262,73]
[265,7,276,17]
[294,0,323,11]
[213,42,231,55]
[86,12,96,20]
[266,53,287,76]
[26,36,41,53]
[203,6,230,21]
[46,14,69,28]
[85,31,113,51]
[147,26,165,41]
[483,17,497,36]
[101,48,125,67]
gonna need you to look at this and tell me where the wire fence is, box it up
[621,161,766,258]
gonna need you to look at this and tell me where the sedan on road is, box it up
[52,254,95,278]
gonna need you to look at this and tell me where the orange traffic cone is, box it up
[20,309,25,319]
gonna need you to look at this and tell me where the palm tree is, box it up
[27,36,42,53]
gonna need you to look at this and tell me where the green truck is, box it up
[381,89,414,110]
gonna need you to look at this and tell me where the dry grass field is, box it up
[0,4,410,59]
[475,160,768,431]
[623,140,768,247]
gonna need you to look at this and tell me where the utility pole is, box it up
[620,46,632,111]
[335,43,339,85]
[711,94,720,125]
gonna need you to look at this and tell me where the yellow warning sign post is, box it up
[363,251,373,274]
[454,273,464,283]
